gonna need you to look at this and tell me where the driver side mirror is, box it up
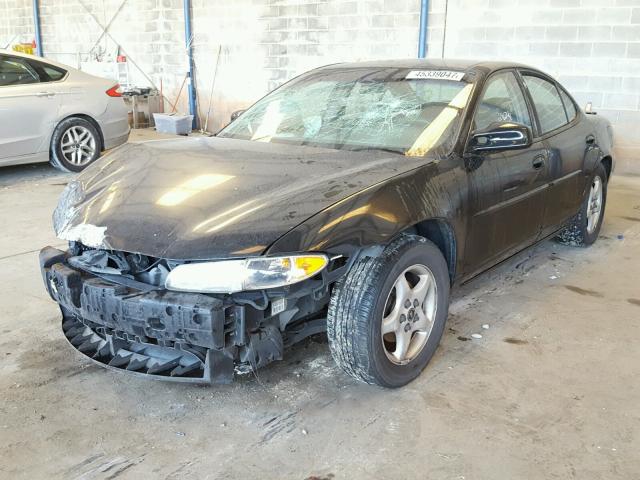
[230,109,246,123]
[469,123,532,152]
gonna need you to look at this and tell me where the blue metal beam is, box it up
[32,0,43,56]
[183,0,197,130]
[418,0,429,58]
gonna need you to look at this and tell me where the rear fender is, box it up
[584,114,614,177]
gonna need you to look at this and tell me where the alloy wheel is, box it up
[60,125,97,166]
[381,264,437,365]
[586,176,603,234]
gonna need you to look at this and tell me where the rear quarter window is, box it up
[40,63,67,82]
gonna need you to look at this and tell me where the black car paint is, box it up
[268,62,612,283]
[42,59,614,383]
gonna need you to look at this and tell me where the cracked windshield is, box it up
[219,67,474,157]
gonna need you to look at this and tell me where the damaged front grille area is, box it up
[67,243,172,288]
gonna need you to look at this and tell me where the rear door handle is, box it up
[36,91,56,97]
[532,155,545,170]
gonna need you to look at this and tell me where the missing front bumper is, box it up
[40,246,237,384]
[40,246,315,384]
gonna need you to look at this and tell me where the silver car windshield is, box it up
[218,67,474,156]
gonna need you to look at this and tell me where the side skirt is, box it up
[457,226,565,287]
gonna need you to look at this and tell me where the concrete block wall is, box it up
[0,0,638,171]
[36,0,186,111]
[0,0,33,47]
[191,0,421,130]
[1,0,422,131]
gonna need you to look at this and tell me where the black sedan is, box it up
[40,60,613,387]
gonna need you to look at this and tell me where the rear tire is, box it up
[327,234,450,388]
[556,162,607,246]
[50,117,102,173]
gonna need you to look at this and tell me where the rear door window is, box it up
[0,55,40,86]
[522,74,569,134]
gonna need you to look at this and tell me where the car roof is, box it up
[0,49,74,71]
[321,58,538,74]
[0,49,41,60]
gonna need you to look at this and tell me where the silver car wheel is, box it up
[586,176,603,234]
[381,264,437,365]
[60,125,97,166]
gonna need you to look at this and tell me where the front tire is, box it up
[50,117,102,172]
[327,234,450,388]
[556,162,607,246]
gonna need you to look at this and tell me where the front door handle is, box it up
[532,155,545,170]
[586,134,595,145]
[36,91,56,97]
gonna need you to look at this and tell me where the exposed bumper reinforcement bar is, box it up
[41,246,235,384]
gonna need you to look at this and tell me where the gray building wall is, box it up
[0,0,33,44]
[1,0,639,172]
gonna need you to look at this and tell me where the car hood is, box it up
[54,137,432,260]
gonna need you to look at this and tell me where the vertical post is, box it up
[418,0,429,58]
[32,0,43,56]
[183,0,197,130]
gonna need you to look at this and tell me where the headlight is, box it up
[165,254,329,293]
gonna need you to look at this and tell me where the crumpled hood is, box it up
[54,136,430,260]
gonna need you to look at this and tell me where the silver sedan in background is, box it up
[0,50,129,172]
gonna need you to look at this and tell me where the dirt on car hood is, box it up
[53,136,431,260]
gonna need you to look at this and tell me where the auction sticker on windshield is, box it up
[405,70,465,81]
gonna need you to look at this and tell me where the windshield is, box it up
[218,67,475,157]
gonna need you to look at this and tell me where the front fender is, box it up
[265,158,468,261]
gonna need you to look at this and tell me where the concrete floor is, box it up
[0,133,639,479]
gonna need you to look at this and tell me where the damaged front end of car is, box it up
[39,133,423,384]
[43,179,351,383]
[40,242,349,384]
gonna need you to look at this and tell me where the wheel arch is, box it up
[400,218,457,284]
[601,155,612,181]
